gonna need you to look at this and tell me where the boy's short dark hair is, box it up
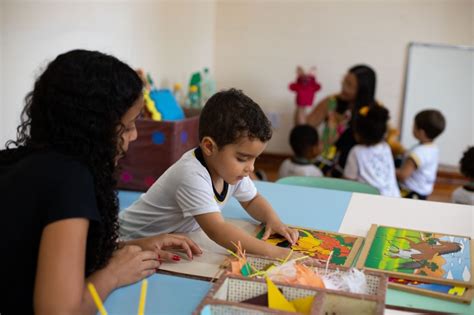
[414,109,446,140]
[199,88,272,147]
[353,105,389,146]
[289,125,319,157]
[460,146,474,179]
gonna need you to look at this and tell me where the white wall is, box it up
[215,0,473,153]
[1,0,472,154]
[0,0,215,147]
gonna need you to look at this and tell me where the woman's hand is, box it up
[261,220,299,245]
[130,234,203,262]
[106,245,160,288]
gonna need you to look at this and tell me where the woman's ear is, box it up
[201,136,217,156]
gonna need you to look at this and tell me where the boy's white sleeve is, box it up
[343,147,358,179]
[176,173,221,217]
[409,146,423,168]
[232,176,258,202]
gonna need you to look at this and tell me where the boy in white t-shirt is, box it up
[452,146,474,205]
[278,124,323,179]
[119,89,298,259]
[343,105,400,197]
[397,109,446,200]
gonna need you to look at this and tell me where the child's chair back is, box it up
[276,176,380,195]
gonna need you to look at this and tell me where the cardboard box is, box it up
[117,108,200,191]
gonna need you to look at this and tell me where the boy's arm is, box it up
[194,212,290,259]
[240,194,299,244]
[396,157,417,181]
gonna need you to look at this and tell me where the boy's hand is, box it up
[261,220,299,245]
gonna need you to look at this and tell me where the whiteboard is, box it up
[400,42,474,167]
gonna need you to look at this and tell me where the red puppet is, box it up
[289,66,321,107]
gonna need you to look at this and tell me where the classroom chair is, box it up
[276,176,380,195]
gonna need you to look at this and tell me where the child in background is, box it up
[397,109,446,200]
[343,105,400,197]
[452,147,474,205]
[119,89,299,259]
[278,125,323,178]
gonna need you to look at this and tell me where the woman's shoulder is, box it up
[1,147,85,170]
[1,149,93,189]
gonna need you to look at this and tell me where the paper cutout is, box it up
[290,295,315,314]
[266,260,325,289]
[242,292,268,306]
[240,262,252,276]
[266,277,296,312]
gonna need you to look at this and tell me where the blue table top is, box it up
[104,273,211,315]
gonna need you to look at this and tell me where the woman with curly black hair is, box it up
[0,49,201,315]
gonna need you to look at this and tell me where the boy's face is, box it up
[204,136,267,185]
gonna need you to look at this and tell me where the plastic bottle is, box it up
[201,67,216,106]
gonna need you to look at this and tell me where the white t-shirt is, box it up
[401,143,439,196]
[452,186,474,205]
[118,149,257,239]
[278,158,323,179]
[344,142,400,197]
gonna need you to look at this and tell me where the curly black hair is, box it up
[199,88,272,147]
[289,125,319,158]
[460,147,474,179]
[4,49,143,274]
[414,109,446,140]
[353,105,389,146]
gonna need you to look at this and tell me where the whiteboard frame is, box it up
[399,42,474,167]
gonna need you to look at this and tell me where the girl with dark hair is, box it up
[296,64,381,177]
[0,49,201,315]
[343,105,400,197]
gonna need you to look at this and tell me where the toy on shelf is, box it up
[173,82,185,106]
[289,66,322,108]
[187,85,200,108]
[150,89,185,121]
[136,69,162,121]
[144,90,162,121]
[186,68,216,108]
[188,71,202,107]
[201,67,216,106]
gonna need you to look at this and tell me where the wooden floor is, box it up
[254,153,468,203]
